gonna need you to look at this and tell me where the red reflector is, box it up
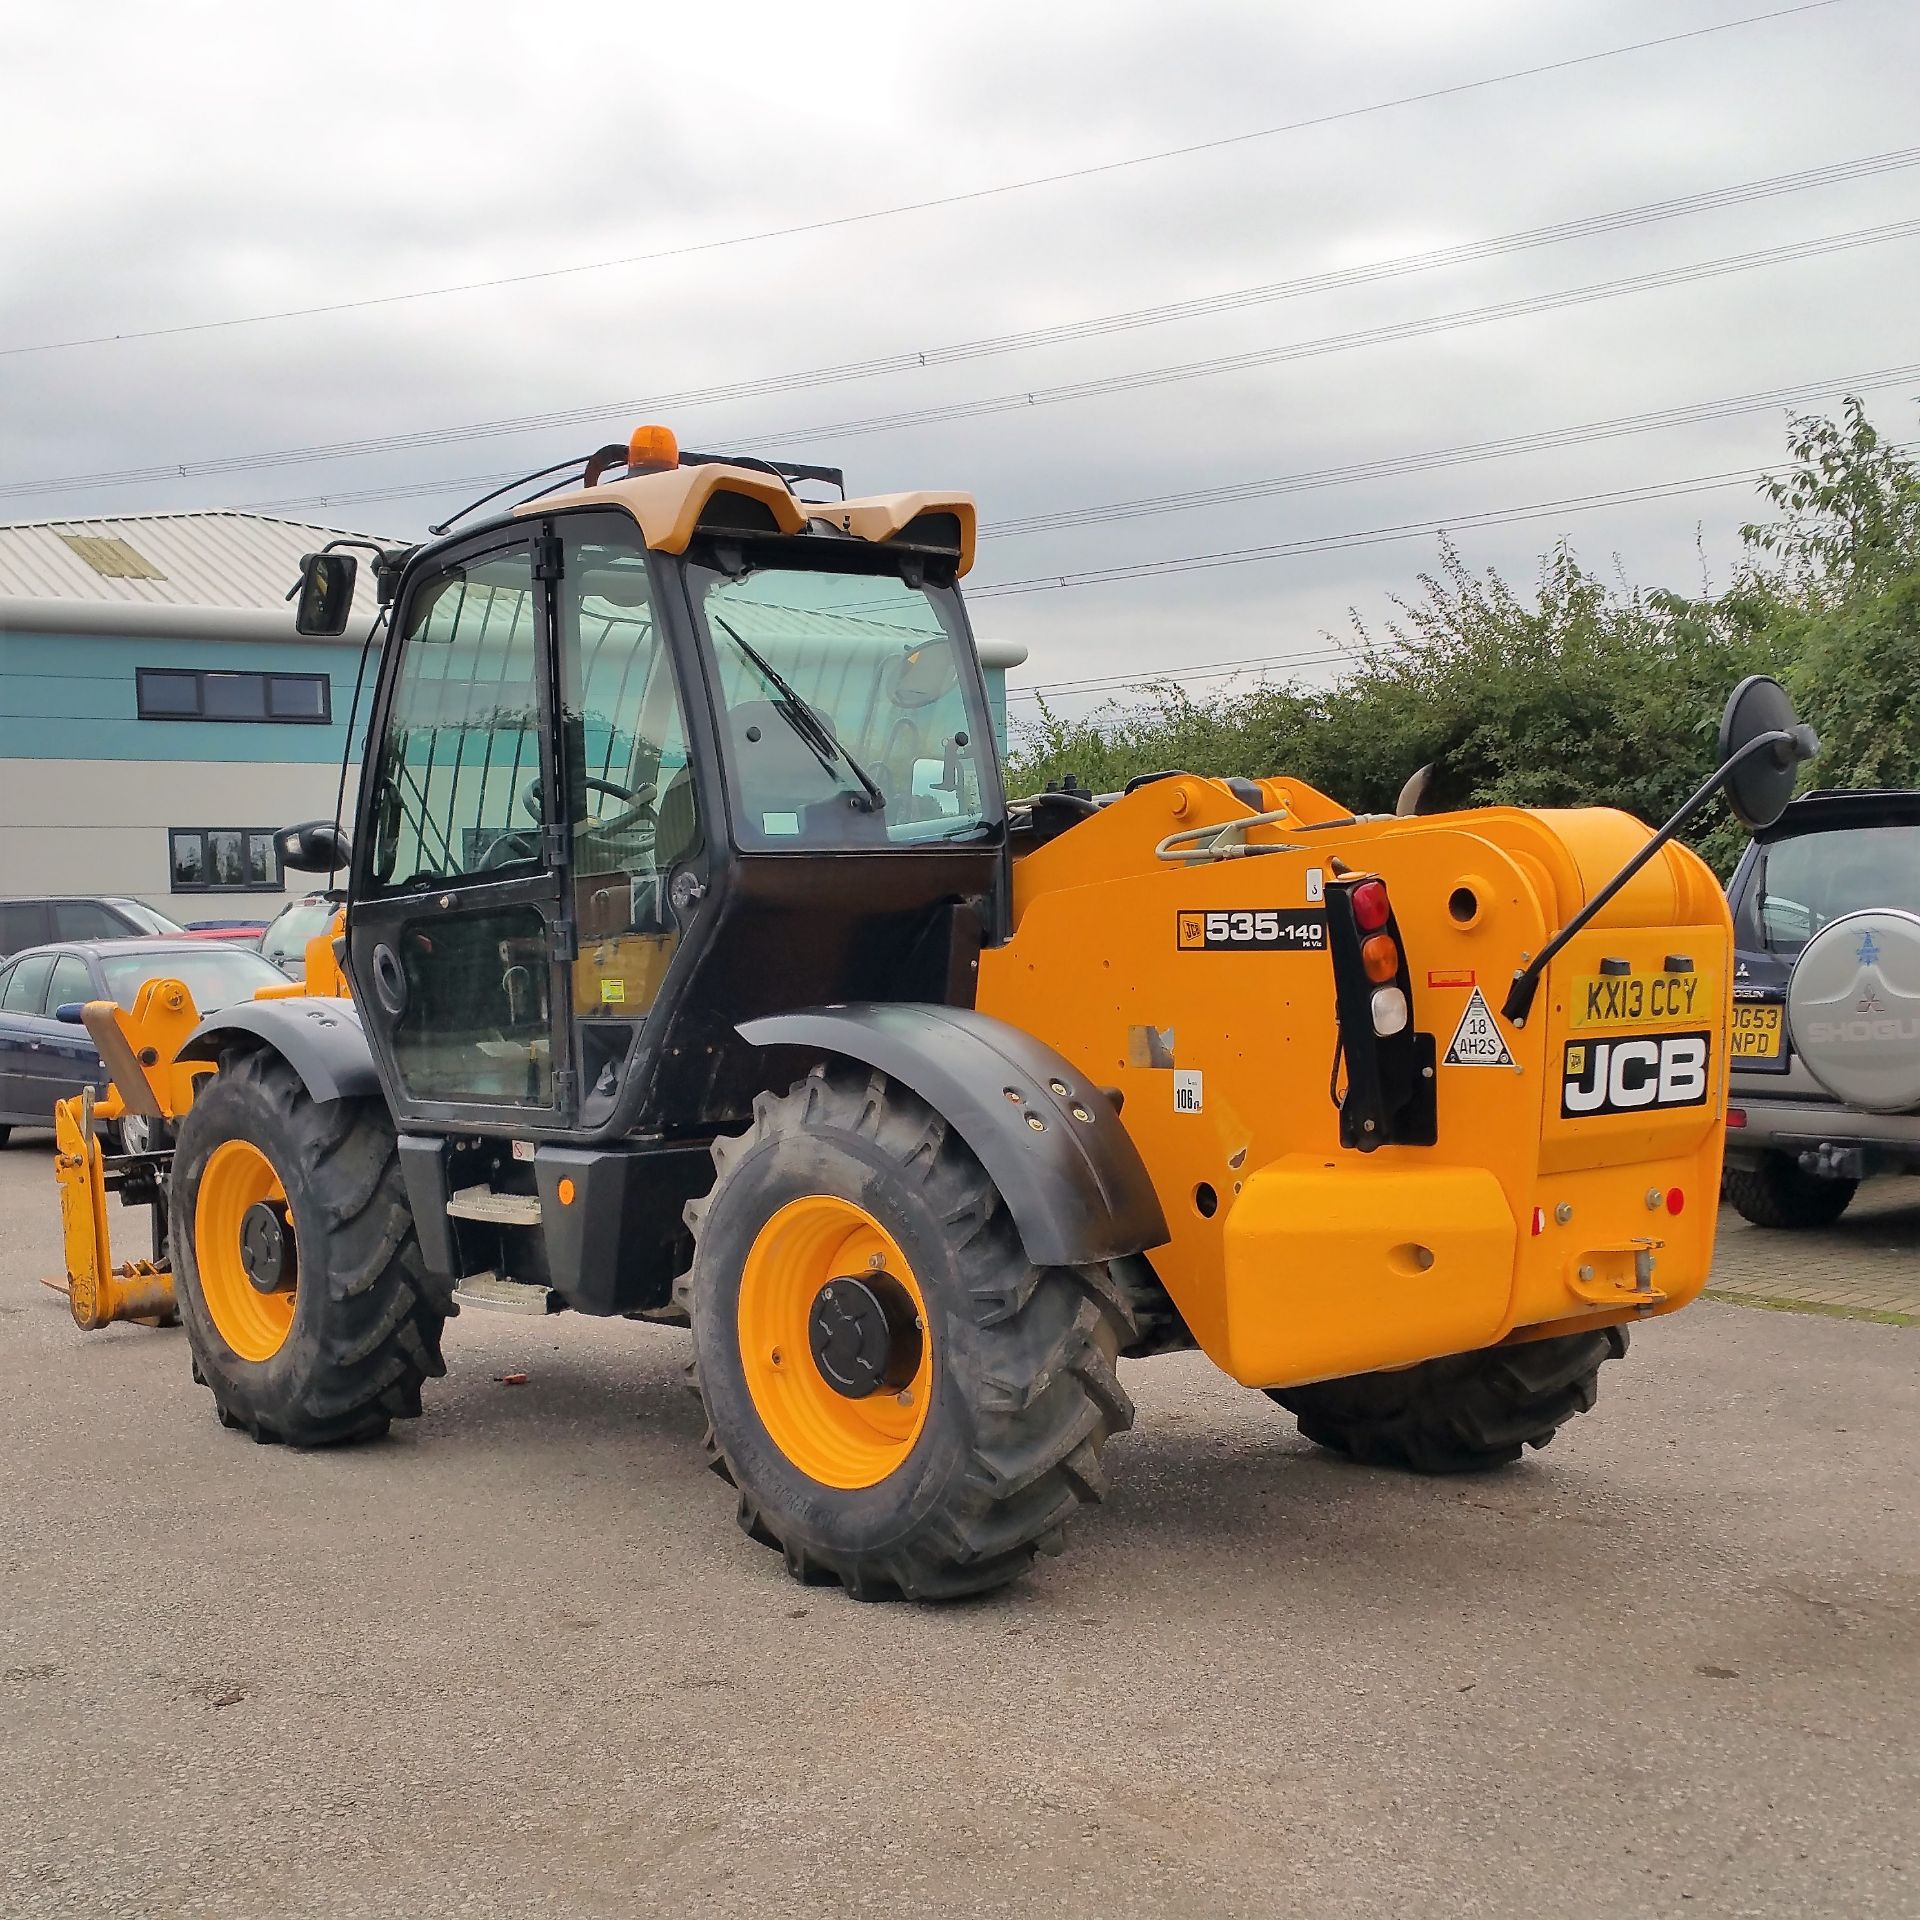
[1666,1188,1685,1216]
[1530,1206,1545,1237]
[1725,1108,1746,1129]
[1352,879,1391,931]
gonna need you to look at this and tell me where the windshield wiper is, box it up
[711,614,887,814]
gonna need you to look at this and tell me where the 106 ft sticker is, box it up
[1177,910,1327,951]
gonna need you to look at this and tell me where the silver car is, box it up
[1723,790,1920,1226]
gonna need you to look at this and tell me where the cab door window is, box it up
[557,525,702,1074]
[369,547,545,891]
[366,542,558,1111]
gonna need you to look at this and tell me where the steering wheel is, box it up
[476,829,537,870]
[519,773,656,836]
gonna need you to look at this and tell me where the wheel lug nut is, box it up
[896,1389,914,1407]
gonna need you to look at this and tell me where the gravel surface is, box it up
[0,1136,1914,1918]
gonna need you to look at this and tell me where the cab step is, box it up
[447,1185,542,1226]
[452,1271,557,1316]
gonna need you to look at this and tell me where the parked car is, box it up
[1723,788,1920,1226]
[179,919,271,948]
[0,895,184,958]
[259,891,342,978]
[0,939,288,1146]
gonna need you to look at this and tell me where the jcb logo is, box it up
[1561,1030,1710,1118]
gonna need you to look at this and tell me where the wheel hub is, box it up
[239,1201,297,1295]
[807,1273,923,1399]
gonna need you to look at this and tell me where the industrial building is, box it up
[0,509,1024,921]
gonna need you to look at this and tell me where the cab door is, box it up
[348,530,577,1130]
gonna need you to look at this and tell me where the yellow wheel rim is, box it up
[195,1139,297,1363]
[737,1195,933,1490]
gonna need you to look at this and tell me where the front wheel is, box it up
[686,1064,1136,1599]
[1268,1326,1629,1474]
[171,1048,450,1445]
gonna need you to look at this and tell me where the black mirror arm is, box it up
[1500,728,1802,1027]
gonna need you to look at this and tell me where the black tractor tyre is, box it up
[1268,1326,1630,1474]
[684,1063,1137,1601]
[1722,1152,1857,1230]
[171,1048,452,1446]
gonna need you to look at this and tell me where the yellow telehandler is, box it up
[49,423,1815,1598]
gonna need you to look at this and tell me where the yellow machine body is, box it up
[977,774,1732,1391]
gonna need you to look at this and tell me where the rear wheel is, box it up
[686,1063,1136,1599]
[1722,1152,1857,1229]
[1268,1326,1629,1474]
[171,1048,450,1445]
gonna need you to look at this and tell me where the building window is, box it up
[169,828,284,893]
[137,667,331,724]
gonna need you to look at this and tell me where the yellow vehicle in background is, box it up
[47,425,1816,1598]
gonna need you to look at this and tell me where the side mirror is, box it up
[1717,674,1820,832]
[293,553,357,637]
[887,644,959,710]
[277,819,353,873]
[55,1002,86,1025]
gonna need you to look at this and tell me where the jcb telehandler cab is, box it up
[82,426,1815,1599]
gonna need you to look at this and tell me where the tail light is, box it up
[1326,872,1434,1151]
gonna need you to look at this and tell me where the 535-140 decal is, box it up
[1178,910,1328,951]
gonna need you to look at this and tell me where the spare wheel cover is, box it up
[1787,908,1920,1114]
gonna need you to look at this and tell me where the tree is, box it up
[1005,400,1920,870]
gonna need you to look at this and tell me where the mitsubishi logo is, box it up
[1858,989,1887,1014]
[1857,929,1882,967]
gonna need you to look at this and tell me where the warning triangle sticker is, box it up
[1443,986,1516,1067]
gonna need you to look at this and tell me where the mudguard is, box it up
[175,996,380,1104]
[738,1002,1169,1268]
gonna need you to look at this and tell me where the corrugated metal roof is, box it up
[0,509,399,615]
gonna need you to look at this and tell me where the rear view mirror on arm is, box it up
[1717,673,1821,832]
[292,553,357,636]
[276,820,354,873]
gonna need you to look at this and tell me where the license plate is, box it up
[1731,1002,1784,1060]
[1568,971,1716,1030]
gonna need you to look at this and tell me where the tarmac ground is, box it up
[1,1136,1914,1919]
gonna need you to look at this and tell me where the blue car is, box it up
[0,939,288,1146]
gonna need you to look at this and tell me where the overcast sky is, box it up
[4,0,1917,730]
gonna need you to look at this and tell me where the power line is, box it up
[760,219,1920,451]
[232,212,1920,521]
[984,453,1858,621]
[16,143,1910,506]
[987,361,1920,540]
[1009,641,1362,705]
[1,0,1848,361]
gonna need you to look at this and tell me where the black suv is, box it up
[1723,789,1920,1226]
[0,896,184,959]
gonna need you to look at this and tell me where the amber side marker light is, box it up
[627,423,679,471]
[1361,934,1400,983]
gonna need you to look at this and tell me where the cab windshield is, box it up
[1756,823,1920,952]
[684,551,1001,852]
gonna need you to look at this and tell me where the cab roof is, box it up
[514,463,977,576]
